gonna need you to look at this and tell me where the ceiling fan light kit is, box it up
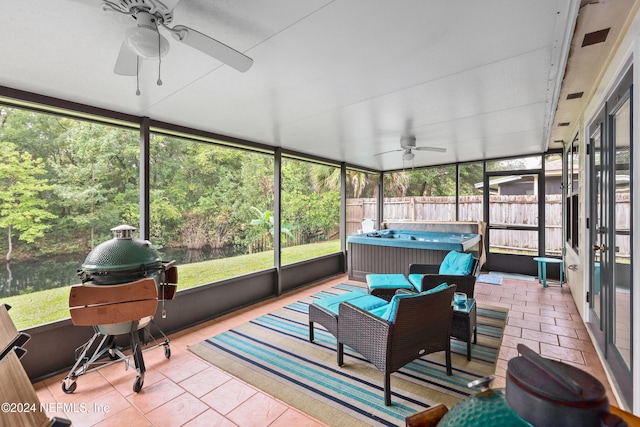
[403,149,415,161]
[124,12,170,59]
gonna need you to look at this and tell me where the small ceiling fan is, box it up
[374,135,446,161]
[103,0,253,93]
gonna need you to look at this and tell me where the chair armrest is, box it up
[409,263,440,275]
[338,302,391,331]
[471,257,481,277]
[338,302,392,370]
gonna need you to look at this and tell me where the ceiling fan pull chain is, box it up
[136,57,141,96]
[157,29,163,86]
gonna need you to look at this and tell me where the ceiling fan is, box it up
[102,0,253,93]
[375,135,446,161]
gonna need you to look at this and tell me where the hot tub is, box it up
[348,229,480,251]
[347,229,481,282]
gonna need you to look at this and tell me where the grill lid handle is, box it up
[517,344,582,395]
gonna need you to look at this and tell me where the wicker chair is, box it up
[408,256,480,297]
[337,284,456,406]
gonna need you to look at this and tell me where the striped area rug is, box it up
[189,284,507,427]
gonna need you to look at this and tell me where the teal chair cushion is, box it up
[409,274,448,292]
[369,304,389,318]
[378,283,449,322]
[408,273,425,291]
[315,291,388,315]
[366,274,414,290]
[439,251,474,276]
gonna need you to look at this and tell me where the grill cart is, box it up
[62,225,177,394]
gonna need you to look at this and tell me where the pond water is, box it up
[0,246,243,298]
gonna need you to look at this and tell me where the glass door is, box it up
[588,85,633,406]
[610,95,632,376]
[589,126,604,335]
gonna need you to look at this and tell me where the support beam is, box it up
[274,148,282,295]
[139,117,150,240]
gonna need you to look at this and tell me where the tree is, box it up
[281,160,340,242]
[383,172,410,197]
[347,170,379,198]
[459,163,484,195]
[249,207,294,247]
[404,166,456,196]
[0,107,141,252]
[48,121,140,245]
[311,166,380,198]
[0,142,55,261]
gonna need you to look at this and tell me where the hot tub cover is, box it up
[347,229,480,252]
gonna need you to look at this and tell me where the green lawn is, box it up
[2,240,341,330]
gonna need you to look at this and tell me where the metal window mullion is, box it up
[274,148,282,295]
[139,117,150,240]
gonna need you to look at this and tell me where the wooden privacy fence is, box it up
[347,194,631,257]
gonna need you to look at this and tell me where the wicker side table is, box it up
[451,298,477,361]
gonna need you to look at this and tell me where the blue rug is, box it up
[477,274,503,285]
[189,284,507,427]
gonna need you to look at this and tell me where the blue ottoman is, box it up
[308,291,387,343]
[366,274,415,301]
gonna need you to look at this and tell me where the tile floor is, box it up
[34,273,618,426]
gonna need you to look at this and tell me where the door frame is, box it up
[587,72,633,406]
[483,169,545,275]
[588,119,606,348]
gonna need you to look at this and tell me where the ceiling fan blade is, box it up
[114,42,139,76]
[170,25,253,72]
[414,146,447,153]
[374,149,403,156]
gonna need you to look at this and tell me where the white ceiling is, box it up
[0,0,630,170]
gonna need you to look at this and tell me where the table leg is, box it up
[542,261,547,288]
[452,310,473,361]
[537,261,542,284]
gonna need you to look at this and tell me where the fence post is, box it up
[410,197,415,221]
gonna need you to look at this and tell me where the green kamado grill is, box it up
[62,225,175,395]
[77,224,164,335]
